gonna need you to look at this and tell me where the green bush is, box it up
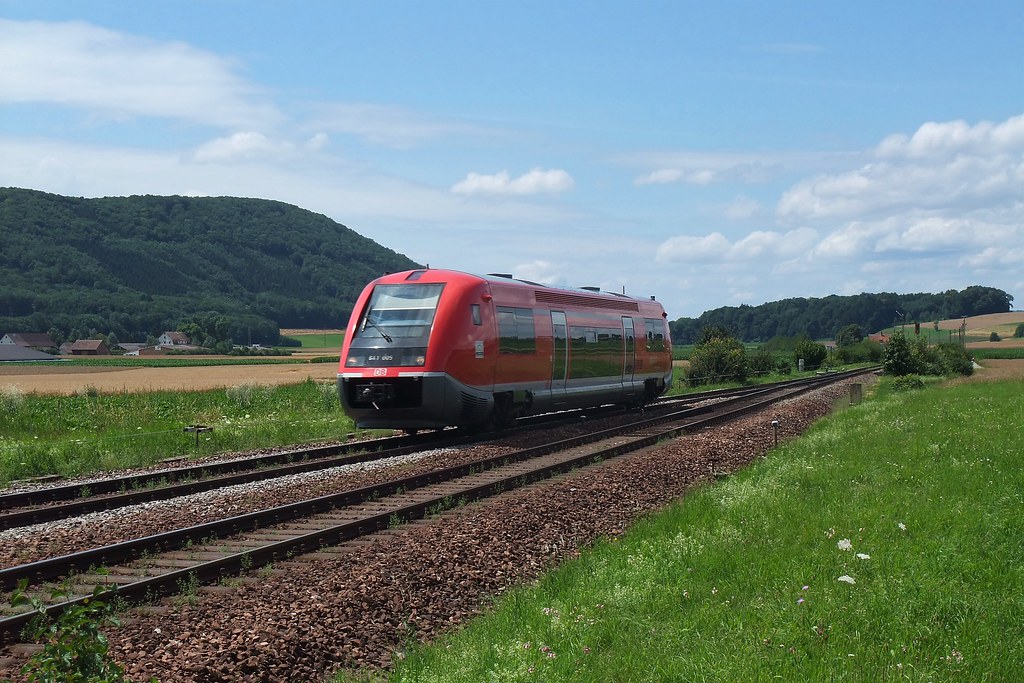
[883,332,973,377]
[936,342,973,376]
[882,332,916,375]
[1014,323,1024,338]
[687,335,747,386]
[989,331,1001,342]
[910,336,945,375]
[891,374,925,391]
[835,339,882,364]
[793,339,828,369]
[747,349,777,376]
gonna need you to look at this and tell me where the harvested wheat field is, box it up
[961,358,1024,383]
[935,312,1024,331]
[937,312,1024,348]
[0,362,339,395]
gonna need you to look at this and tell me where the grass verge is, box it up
[0,378,354,485]
[379,378,1024,682]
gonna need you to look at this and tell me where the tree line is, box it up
[0,188,420,345]
[669,286,1013,344]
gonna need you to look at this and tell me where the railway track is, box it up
[0,379,807,531]
[0,368,873,643]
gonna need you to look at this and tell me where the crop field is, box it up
[281,328,346,350]
[882,311,1024,348]
[0,360,340,395]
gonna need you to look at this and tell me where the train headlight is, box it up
[414,355,426,366]
[345,356,363,366]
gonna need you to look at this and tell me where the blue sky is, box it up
[2,1,1022,319]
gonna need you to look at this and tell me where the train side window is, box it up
[645,319,665,352]
[513,307,536,353]
[471,304,481,325]
[497,306,536,354]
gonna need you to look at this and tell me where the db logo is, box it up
[373,368,389,377]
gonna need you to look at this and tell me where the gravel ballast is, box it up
[1,379,866,682]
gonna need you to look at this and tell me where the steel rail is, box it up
[0,368,873,642]
[0,379,794,529]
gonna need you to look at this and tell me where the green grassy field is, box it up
[289,332,346,349]
[0,379,354,485]
[372,378,1023,682]
[971,347,1024,360]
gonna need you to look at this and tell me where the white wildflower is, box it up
[837,575,856,584]
[856,553,871,560]
[898,522,907,531]
[837,538,853,551]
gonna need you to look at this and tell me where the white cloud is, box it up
[764,113,1024,309]
[634,168,684,185]
[811,221,887,260]
[0,19,280,129]
[874,216,975,253]
[192,132,295,163]
[959,245,1024,269]
[656,228,816,264]
[654,232,732,263]
[634,162,775,186]
[876,115,1024,160]
[305,133,330,151]
[450,168,575,196]
[778,114,1024,223]
[724,195,764,220]
[511,260,562,286]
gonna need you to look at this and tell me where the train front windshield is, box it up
[345,283,445,367]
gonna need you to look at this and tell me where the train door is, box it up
[550,310,568,406]
[622,316,636,386]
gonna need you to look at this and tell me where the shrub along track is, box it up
[0,373,872,681]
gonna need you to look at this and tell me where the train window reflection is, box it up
[358,284,444,340]
[497,306,536,353]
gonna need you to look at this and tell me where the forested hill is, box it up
[669,286,1014,344]
[0,188,420,343]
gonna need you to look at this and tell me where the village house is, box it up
[0,333,56,350]
[157,332,190,346]
[70,339,111,356]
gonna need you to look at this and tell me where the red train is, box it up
[337,269,673,431]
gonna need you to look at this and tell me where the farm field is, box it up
[885,311,1024,348]
[0,360,339,395]
[281,328,346,352]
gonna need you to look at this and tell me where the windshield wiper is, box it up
[362,314,393,343]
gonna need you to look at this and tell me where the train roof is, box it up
[378,268,663,306]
